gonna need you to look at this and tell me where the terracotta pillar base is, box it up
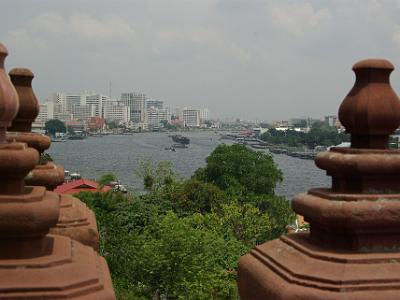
[50,194,99,250]
[0,234,115,299]
[25,163,100,250]
[238,233,400,300]
[25,162,65,190]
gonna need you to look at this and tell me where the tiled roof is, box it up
[54,178,111,194]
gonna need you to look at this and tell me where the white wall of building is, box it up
[183,109,201,127]
[103,102,130,123]
[120,93,146,123]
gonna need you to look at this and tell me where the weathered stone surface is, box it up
[0,44,18,141]
[0,42,115,299]
[8,68,39,132]
[238,59,400,299]
[7,66,100,250]
[50,194,99,250]
[25,161,65,190]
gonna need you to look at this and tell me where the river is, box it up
[47,131,330,199]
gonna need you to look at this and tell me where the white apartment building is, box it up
[146,99,163,110]
[103,102,130,123]
[182,109,201,127]
[200,108,210,121]
[120,93,146,123]
[85,94,109,118]
[52,93,85,113]
[147,107,170,127]
[51,92,108,119]
[36,100,54,123]
[72,104,96,121]
[324,115,338,127]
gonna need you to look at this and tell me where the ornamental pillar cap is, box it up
[8,68,40,132]
[0,43,19,142]
[338,58,400,149]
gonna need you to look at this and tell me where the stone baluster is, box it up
[0,42,115,299]
[237,59,400,300]
[7,68,64,189]
[6,67,99,250]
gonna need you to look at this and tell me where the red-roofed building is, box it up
[88,117,106,130]
[65,120,86,132]
[54,179,111,194]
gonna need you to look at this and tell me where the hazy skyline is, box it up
[2,0,400,120]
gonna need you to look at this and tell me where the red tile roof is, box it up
[54,178,111,194]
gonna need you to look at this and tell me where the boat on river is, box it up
[170,134,190,145]
[172,143,188,149]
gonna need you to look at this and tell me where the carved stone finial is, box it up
[238,59,400,300]
[0,44,19,142]
[0,43,115,299]
[339,59,400,149]
[8,68,40,132]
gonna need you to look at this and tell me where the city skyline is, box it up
[2,1,400,120]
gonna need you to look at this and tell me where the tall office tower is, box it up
[85,94,109,118]
[147,107,170,128]
[36,100,54,123]
[72,104,96,121]
[52,93,84,114]
[103,102,130,123]
[51,92,104,118]
[146,99,163,110]
[182,109,201,127]
[200,108,210,121]
[120,93,146,123]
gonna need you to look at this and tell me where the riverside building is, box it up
[103,102,130,123]
[120,92,146,123]
[147,107,170,128]
[182,108,201,127]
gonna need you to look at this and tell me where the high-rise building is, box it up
[146,99,163,110]
[200,108,210,121]
[120,93,146,123]
[182,109,201,127]
[103,102,130,123]
[324,115,337,127]
[50,92,108,119]
[36,100,54,123]
[147,107,170,128]
[72,104,96,121]
[86,94,109,118]
[51,93,87,114]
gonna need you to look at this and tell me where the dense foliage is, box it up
[39,152,53,164]
[76,144,294,299]
[45,119,66,136]
[194,144,282,196]
[97,173,117,189]
[261,121,350,148]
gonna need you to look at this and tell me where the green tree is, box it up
[292,119,307,128]
[131,212,245,299]
[140,177,230,216]
[67,126,75,136]
[45,119,66,136]
[107,120,119,129]
[242,194,294,239]
[194,144,282,196]
[76,148,295,299]
[39,152,53,164]
[136,159,176,191]
[76,192,247,299]
[97,173,117,189]
[199,203,272,247]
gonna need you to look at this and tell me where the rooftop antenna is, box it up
[108,80,112,100]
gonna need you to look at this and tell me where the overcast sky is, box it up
[2,0,400,121]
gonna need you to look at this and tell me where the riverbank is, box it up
[47,131,329,199]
